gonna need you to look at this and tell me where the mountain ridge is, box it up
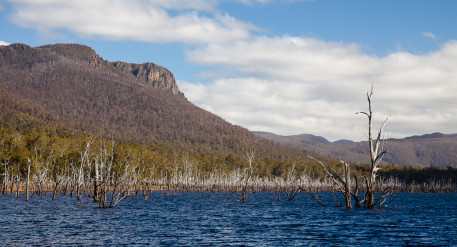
[0,43,248,146]
[254,131,457,168]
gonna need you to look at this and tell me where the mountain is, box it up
[0,43,254,147]
[254,131,457,168]
[1,42,332,170]
[252,132,329,144]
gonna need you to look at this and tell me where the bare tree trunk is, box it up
[343,162,352,208]
[52,182,58,200]
[93,159,99,202]
[2,162,8,195]
[241,149,255,203]
[15,174,20,198]
[351,175,362,208]
[10,170,15,195]
[26,159,31,201]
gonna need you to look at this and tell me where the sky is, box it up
[1,0,457,141]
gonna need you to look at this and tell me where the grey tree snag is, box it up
[242,149,255,203]
[26,158,31,201]
[357,86,389,209]
[309,156,353,208]
[307,87,389,209]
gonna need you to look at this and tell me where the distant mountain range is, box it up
[253,131,457,168]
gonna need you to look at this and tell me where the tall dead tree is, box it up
[77,140,92,200]
[26,158,31,201]
[2,161,9,195]
[308,87,390,209]
[241,149,255,203]
[357,86,390,209]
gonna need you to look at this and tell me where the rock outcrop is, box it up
[113,61,180,95]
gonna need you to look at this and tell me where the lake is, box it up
[1,192,456,246]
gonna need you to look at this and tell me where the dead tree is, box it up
[307,87,390,209]
[94,140,113,208]
[32,147,50,197]
[241,149,255,203]
[26,158,31,201]
[93,139,130,208]
[309,157,358,208]
[52,173,65,200]
[109,163,131,208]
[138,162,154,200]
[285,164,301,201]
[76,138,95,200]
[310,190,327,207]
[15,174,20,198]
[2,161,9,195]
[356,86,390,209]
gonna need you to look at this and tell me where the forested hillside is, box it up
[0,43,257,147]
[0,43,335,179]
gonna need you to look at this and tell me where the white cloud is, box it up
[7,0,257,44]
[421,32,437,39]
[0,41,10,46]
[236,0,312,4]
[145,0,218,11]
[181,38,457,141]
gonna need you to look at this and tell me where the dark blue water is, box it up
[1,192,456,246]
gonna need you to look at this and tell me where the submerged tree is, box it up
[357,86,390,209]
[309,157,359,208]
[241,149,255,203]
[309,87,391,209]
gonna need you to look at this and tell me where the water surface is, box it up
[1,192,456,246]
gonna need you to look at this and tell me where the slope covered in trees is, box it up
[0,43,334,175]
[0,43,257,147]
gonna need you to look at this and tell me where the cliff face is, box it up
[113,61,181,95]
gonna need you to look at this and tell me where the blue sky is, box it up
[1,0,457,141]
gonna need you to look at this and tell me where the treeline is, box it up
[379,164,457,185]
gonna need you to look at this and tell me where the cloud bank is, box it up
[181,38,457,141]
[8,0,256,44]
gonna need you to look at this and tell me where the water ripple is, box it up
[0,192,456,246]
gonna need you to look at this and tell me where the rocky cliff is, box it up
[113,61,181,95]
